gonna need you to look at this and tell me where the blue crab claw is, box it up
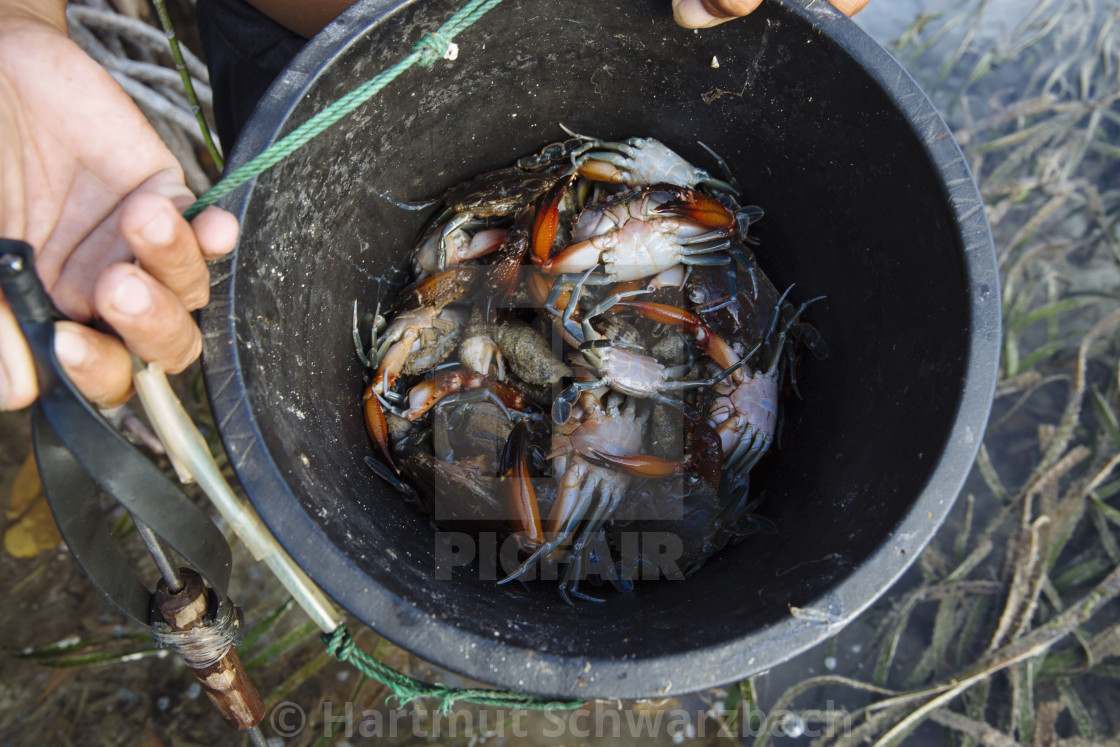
[607,564,635,593]
[362,383,398,474]
[729,513,778,537]
[736,205,765,232]
[552,385,581,425]
[364,456,413,496]
[797,321,829,361]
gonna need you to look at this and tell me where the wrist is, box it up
[0,0,66,34]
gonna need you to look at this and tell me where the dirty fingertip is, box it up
[191,207,240,259]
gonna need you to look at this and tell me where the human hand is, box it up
[672,0,868,29]
[0,2,238,411]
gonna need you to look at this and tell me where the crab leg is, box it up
[353,301,370,368]
[559,265,651,329]
[543,271,612,314]
[558,468,638,604]
[728,427,772,475]
[560,527,611,604]
[559,493,618,605]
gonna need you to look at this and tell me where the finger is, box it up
[672,0,762,28]
[53,321,134,408]
[120,190,211,311]
[0,299,38,410]
[94,263,202,375]
[137,175,238,260]
[51,175,239,321]
[191,206,240,260]
[830,0,869,15]
[120,192,238,307]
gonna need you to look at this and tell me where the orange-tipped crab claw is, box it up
[619,300,740,370]
[574,157,627,184]
[391,265,483,313]
[404,368,537,421]
[362,382,398,473]
[654,187,735,230]
[590,414,724,490]
[499,420,544,551]
[483,208,532,321]
[530,171,578,264]
[587,450,690,479]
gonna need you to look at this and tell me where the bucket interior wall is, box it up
[207,0,974,693]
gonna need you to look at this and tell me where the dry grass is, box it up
[748,1,1120,743]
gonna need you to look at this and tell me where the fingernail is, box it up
[55,327,90,369]
[112,275,152,315]
[140,209,175,245]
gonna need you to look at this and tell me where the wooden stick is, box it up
[152,569,265,731]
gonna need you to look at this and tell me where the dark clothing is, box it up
[195,0,308,154]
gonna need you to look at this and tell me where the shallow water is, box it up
[856,0,1036,45]
[752,1,1120,744]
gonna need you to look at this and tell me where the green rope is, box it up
[182,0,503,219]
[323,626,587,712]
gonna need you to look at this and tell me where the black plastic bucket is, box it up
[200,0,1000,699]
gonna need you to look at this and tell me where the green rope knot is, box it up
[322,625,586,713]
[323,625,356,659]
[412,30,458,67]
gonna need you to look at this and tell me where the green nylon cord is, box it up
[180,0,586,711]
[182,0,503,219]
[323,626,587,712]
